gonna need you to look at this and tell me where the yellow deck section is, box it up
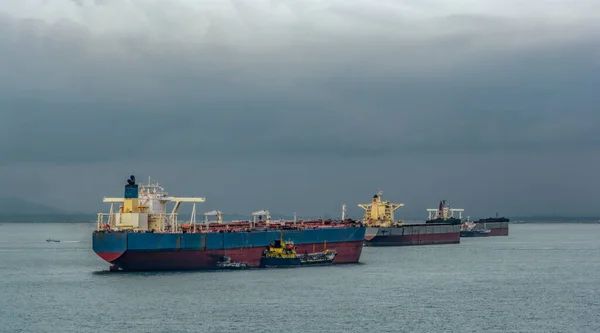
[358,191,404,227]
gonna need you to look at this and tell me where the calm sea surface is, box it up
[0,223,598,333]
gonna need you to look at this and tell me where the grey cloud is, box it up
[3,149,598,217]
[1,2,600,215]
[1,9,599,164]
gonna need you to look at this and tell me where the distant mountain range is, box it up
[0,212,325,223]
[0,197,597,223]
[1,214,598,223]
[0,197,91,222]
[0,196,339,222]
[0,197,67,215]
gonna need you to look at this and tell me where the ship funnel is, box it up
[122,175,140,214]
[124,175,139,199]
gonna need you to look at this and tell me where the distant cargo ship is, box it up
[92,175,366,271]
[360,192,461,246]
[426,200,463,225]
[474,213,509,236]
[460,220,491,237]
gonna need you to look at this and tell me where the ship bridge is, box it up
[98,176,206,232]
[427,200,464,220]
[358,190,404,227]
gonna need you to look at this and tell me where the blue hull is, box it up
[93,226,366,271]
[460,231,491,237]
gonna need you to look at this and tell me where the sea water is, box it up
[0,223,598,333]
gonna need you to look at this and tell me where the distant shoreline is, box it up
[1,222,598,224]
[0,215,598,224]
[0,215,96,223]
[0,213,600,224]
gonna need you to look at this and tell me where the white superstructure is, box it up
[97,176,206,232]
[427,200,464,220]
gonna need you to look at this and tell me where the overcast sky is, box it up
[1,0,599,219]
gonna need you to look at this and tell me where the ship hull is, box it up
[474,221,509,236]
[364,224,460,246]
[260,255,336,268]
[93,226,365,271]
[460,231,491,237]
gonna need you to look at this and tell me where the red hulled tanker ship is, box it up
[92,176,366,271]
[474,213,510,236]
[361,192,462,246]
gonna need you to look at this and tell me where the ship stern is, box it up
[92,231,127,263]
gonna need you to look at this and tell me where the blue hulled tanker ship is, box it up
[92,176,366,271]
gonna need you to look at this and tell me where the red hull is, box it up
[364,232,460,246]
[473,221,509,236]
[489,228,509,236]
[98,241,363,271]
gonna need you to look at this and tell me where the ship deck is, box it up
[96,220,364,234]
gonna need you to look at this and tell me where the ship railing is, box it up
[96,212,173,232]
[169,212,208,233]
[97,213,115,231]
[92,218,365,234]
[151,213,170,233]
[148,212,179,233]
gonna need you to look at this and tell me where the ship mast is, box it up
[357,190,404,227]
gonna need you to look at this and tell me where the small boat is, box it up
[46,239,60,243]
[460,229,491,237]
[216,256,249,270]
[259,236,337,268]
[460,220,491,237]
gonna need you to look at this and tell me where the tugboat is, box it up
[260,236,337,268]
[460,219,491,237]
[216,256,249,270]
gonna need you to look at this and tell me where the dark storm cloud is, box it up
[1,1,600,215]
[1,7,599,163]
